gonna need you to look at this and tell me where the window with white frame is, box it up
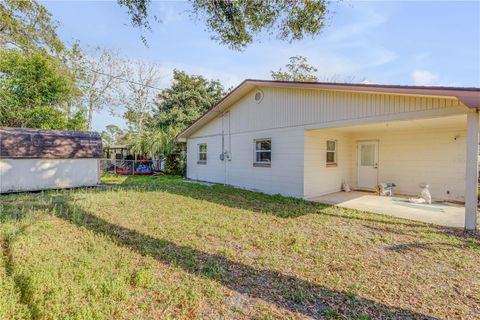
[198,144,207,163]
[326,140,337,166]
[254,139,271,164]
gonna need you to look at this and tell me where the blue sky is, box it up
[42,0,480,131]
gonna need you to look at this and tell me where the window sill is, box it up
[326,163,338,167]
[197,161,207,165]
[253,162,271,168]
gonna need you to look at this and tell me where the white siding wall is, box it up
[224,127,304,197]
[0,158,99,193]
[304,125,467,201]
[186,134,225,184]
[190,115,223,138]
[351,127,467,201]
[304,131,354,198]
[187,123,305,197]
[228,87,467,133]
[186,87,470,199]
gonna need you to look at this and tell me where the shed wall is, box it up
[0,159,99,193]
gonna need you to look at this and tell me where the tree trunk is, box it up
[87,101,94,131]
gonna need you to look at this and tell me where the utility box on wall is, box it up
[0,127,103,193]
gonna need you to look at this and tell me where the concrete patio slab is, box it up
[311,191,465,228]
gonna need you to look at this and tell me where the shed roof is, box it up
[0,127,103,159]
[177,79,480,141]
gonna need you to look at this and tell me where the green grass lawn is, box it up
[1,175,479,319]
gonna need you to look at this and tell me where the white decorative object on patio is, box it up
[311,191,465,228]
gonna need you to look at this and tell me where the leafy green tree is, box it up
[271,55,319,82]
[136,70,226,174]
[0,0,89,130]
[117,0,329,50]
[126,70,224,174]
[0,49,85,129]
[100,124,127,146]
[153,70,226,131]
[24,105,86,130]
[0,0,64,53]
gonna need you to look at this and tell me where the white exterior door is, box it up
[357,141,379,189]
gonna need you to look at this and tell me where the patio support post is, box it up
[465,111,479,232]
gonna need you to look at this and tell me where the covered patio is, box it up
[312,191,465,228]
[304,112,479,230]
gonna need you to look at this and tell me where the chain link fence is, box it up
[100,159,158,175]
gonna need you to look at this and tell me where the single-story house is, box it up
[177,80,480,231]
[0,127,103,193]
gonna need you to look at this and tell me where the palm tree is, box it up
[127,127,184,174]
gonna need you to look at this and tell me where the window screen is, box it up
[326,140,337,165]
[255,139,271,163]
[198,144,207,162]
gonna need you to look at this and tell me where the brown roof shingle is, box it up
[0,127,103,159]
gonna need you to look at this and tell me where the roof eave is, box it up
[177,80,480,141]
[176,80,254,141]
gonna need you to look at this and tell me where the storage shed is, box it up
[0,127,103,193]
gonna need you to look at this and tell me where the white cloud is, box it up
[412,70,440,86]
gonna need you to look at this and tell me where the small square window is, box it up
[254,139,271,166]
[198,144,207,163]
[326,140,337,166]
